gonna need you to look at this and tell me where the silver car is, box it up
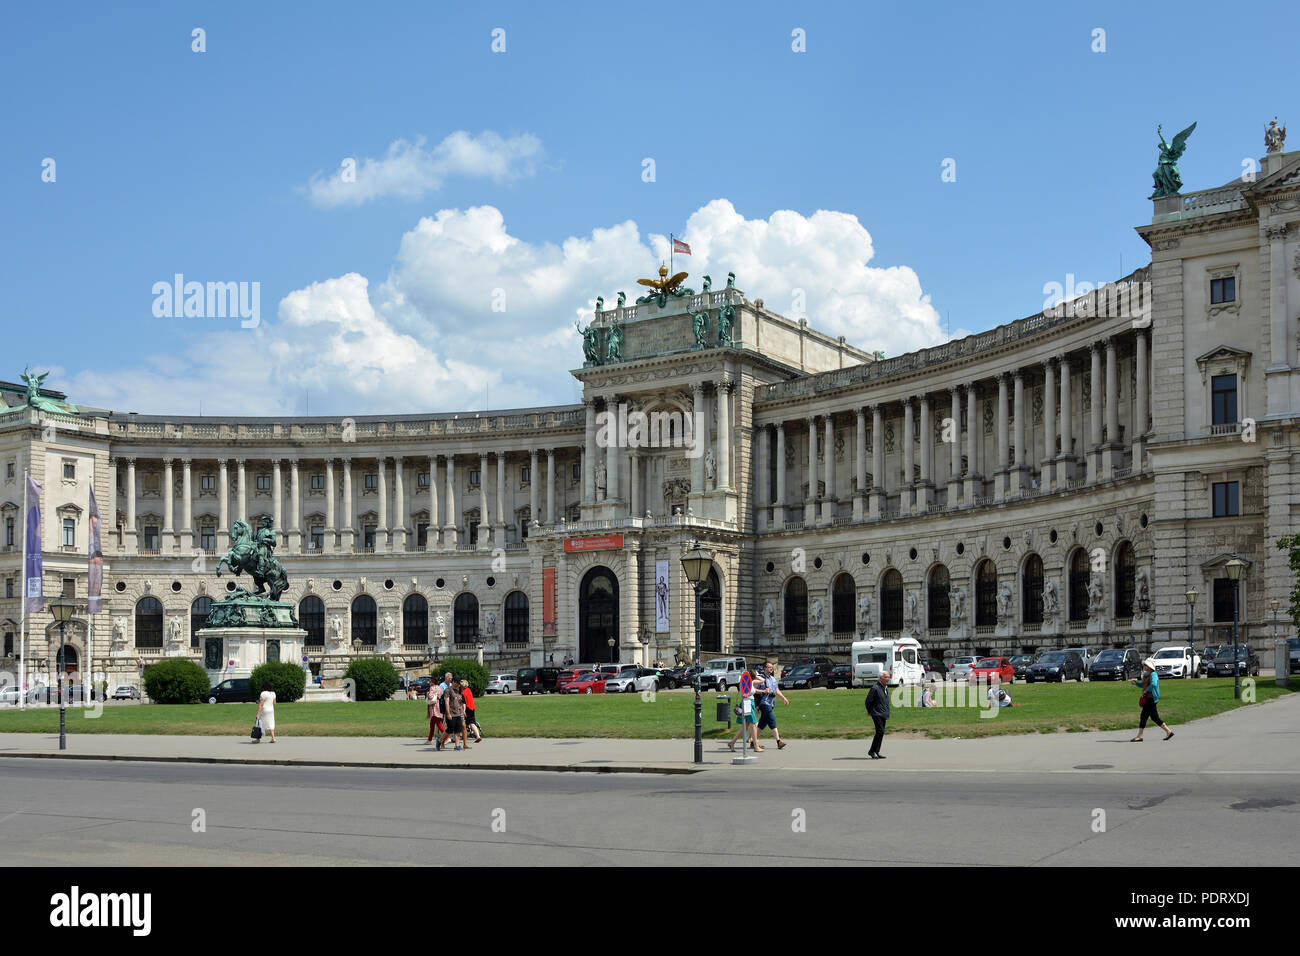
[486,674,516,694]
[949,656,979,682]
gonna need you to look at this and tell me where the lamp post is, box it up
[606,636,615,665]
[1225,559,1246,700]
[50,596,75,751]
[1185,586,1198,676]
[680,541,714,765]
[1271,598,1287,687]
[1135,595,1149,651]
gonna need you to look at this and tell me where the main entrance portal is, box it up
[579,567,619,664]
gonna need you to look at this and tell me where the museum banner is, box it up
[543,567,555,636]
[655,559,670,632]
[24,475,43,613]
[563,534,623,552]
[87,486,103,614]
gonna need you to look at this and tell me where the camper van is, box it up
[850,637,925,687]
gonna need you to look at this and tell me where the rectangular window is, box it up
[311,526,323,550]
[1210,276,1236,304]
[467,520,480,544]
[3,632,11,656]
[5,579,13,599]
[572,463,581,480]
[63,462,76,480]
[521,465,531,484]
[5,517,13,546]
[5,462,13,479]
[200,475,215,491]
[363,525,376,550]
[201,527,215,551]
[256,475,271,491]
[1212,481,1239,517]
[364,473,378,491]
[310,474,324,491]
[469,470,481,487]
[144,526,159,550]
[1213,578,1235,623]
[416,522,429,547]
[62,518,76,547]
[1211,375,1237,425]
[62,577,75,598]
[417,472,430,489]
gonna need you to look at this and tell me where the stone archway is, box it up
[579,566,619,664]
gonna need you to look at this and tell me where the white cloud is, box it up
[61,201,940,416]
[304,131,544,207]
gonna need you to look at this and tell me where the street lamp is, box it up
[1185,586,1198,676]
[50,596,75,751]
[680,541,714,765]
[1224,558,1246,700]
[1271,598,1285,687]
[1135,594,1149,651]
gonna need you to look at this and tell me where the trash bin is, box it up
[716,694,731,726]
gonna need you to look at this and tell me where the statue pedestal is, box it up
[197,626,307,680]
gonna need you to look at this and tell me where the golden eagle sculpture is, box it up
[635,264,694,307]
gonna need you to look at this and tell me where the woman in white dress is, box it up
[254,682,277,743]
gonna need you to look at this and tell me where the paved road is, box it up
[1,757,1296,866]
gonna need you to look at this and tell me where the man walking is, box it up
[438,678,471,751]
[756,661,789,750]
[865,670,891,759]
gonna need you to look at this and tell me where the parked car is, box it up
[409,676,433,697]
[1198,646,1222,676]
[1008,654,1038,680]
[826,664,854,689]
[777,664,824,690]
[486,674,517,694]
[1151,645,1200,679]
[1063,647,1097,673]
[561,671,608,694]
[516,667,562,694]
[672,664,707,688]
[948,656,980,682]
[1025,651,1085,683]
[1205,645,1260,677]
[1288,637,1299,675]
[969,657,1015,684]
[785,655,835,676]
[698,657,748,692]
[207,678,259,703]
[112,685,142,700]
[603,666,660,694]
[0,685,24,704]
[1088,648,1142,681]
[67,685,106,702]
[921,658,950,682]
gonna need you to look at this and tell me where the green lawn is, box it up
[0,678,1293,739]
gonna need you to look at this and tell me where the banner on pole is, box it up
[655,560,670,633]
[87,485,103,613]
[24,476,43,614]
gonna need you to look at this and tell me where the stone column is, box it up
[495,451,506,548]
[288,458,301,553]
[854,407,867,522]
[994,375,1009,502]
[917,396,933,510]
[755,427,768,531]
[178,459,193,552]
[236,459,247,525]
[870,406,884,519]
[1270,226,1290,369]
[162,459,174,547]
[125,459,138,553]
[393,456,406,552]
[821,414,835,524]
[444,455,458,548]
[1103,337,1119,478]
[1012,370,1026,492]
[1058,357,1073,486]
[717,381,731,490]
[1134,330,1149,471]
[427,455,439,550]
[218,459,230,550]
[584,400,597,504]
[774,423,787,526]
[630,452,640,518]
[479,454,490,549]
[529,449,539,528]
[805,417,817,524]
[341,458,354,552]
[902,400,915,515]
[324,459,336,553]
[376,457,388,552]
[605,403,620,502]
[692,384,706,500]
[964,386,980,502]
[1042,360,1056,490]
[948,387,961,507]
[1088,342,1103,482]
[272,459,283,546]
[546,448,556,525]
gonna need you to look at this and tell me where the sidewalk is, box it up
[2,692,1296,775]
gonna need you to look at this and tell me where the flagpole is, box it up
[19,469,28,711]
[669,233,674,282]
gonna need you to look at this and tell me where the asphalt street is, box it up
[1,757,1295,866]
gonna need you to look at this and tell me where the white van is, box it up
[851,637,924,687]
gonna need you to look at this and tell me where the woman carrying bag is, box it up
[253,681,277,744]
[1131,659,1173,742]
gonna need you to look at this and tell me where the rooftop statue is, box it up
[1266,117,1287,154]
[576,319,603,365]
[616,291,626,308]
[702,275,712,293]
[635,264,694,307]
[605,317,624,363]
[1151,122,1196,198]
[717,304,735,347]
[726,271,736,290]
[692,310,709,350]
[17,367,78,414]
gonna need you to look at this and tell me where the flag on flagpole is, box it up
[87,485,103,614]
[24,475,43,614]
[672,237,692,256]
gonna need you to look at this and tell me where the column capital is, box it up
[125,456,136,466]
[1013,367,1024,382]
[1042,356,1055,371]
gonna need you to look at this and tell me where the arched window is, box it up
[1022,554,1044,624]
[351,595,377,645]
[831,573,856,634]
[190,596,212,647]
[700,568,722,653]
[454,593,479,644]
[928,565,950,630]
[300,595,325,647]
[880,569,904,633]
[975,560,997,627]
[403,594,428,645]
[1114,542,1136,618]
[784,577,807,636]
[135,597,163,649]
[504,591,529,643]
[1069,549,1090,622]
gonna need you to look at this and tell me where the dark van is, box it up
[516,667,562,695]
[207,678,259,704]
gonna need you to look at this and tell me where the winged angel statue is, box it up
[1151,122,1196,198]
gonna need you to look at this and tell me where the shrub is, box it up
[249,661,307,703]
[433,657,488,698]
[342,657,401,701]
[141,658,211,704]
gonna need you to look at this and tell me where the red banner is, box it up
[563,535,624,552]
[543,567,555,636]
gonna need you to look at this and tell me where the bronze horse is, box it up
[216,519,289,601]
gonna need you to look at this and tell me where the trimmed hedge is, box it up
[432,657,488,698]
[248,661,307,703]
[342,657,401,701]
[142,658,211,704]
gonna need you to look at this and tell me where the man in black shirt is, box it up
[865,671,892,759]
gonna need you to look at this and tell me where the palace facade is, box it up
[4,133,1299,685]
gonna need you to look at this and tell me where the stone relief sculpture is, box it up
[809,598,825,629]
[330,614,344,645]
[485,611,499,637]
[595,460,607,496]
[433,609,446,639]
[168,617,182,645]
[112,617,128,646]
[996,583,1013,623]
[1088,576,1106,614]
[949,585,967,624]
[1042,579,1061,620]
[905,590,918,625]
[856,591,873,629]
[704,448,716,483]
[382,612,395,643]
[1135,568,1151,612]
[762,599,777,631]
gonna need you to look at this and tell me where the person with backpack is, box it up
[438,678,471,751]
[865,670,891,759]
[462,680,483,743]
[425,681,445,744]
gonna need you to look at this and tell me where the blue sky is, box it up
[3,0,1296,416]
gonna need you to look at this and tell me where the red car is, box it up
[969,657,1016,684]
[561,671,608,694]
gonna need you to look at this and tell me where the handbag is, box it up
[1139,691,1152,707]
[250,720,263,740]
